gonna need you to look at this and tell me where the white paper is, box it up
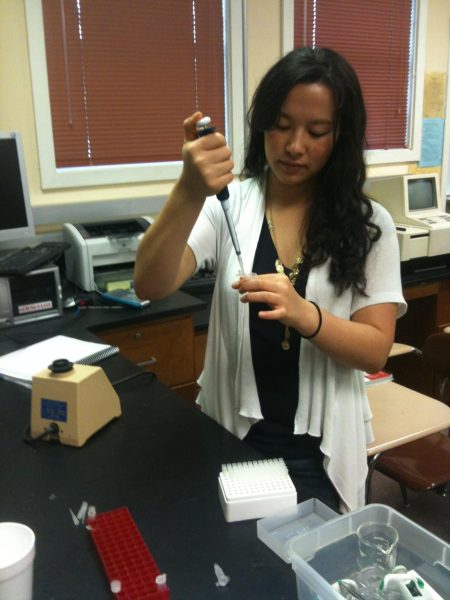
[0,335,118,386]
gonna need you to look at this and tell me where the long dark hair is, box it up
[242,47,381,295]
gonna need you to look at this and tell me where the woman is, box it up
[134,47,406,511]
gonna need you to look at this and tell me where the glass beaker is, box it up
[357,521,399,573]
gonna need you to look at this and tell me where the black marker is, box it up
[196,116,244,274]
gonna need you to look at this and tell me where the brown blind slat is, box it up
[294,0,413,150]
[42,0,226,168]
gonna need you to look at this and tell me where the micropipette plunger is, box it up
[196,116,245,274]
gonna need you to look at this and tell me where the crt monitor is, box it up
[0,132,35,244]
[407,176,438,211]
[365,173,442,225]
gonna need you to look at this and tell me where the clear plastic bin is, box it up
[257,498,339,563]
[288,504,449,599]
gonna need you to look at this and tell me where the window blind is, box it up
[294,0,413,150]
[42,0,226,168]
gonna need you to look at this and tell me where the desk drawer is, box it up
[437,282,450,329]
[97,315,195,388]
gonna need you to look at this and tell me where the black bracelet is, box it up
[302,301,322,339]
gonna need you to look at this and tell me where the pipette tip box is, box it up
[88,507,170,599]
[218,458,297,522]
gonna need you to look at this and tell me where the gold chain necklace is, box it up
[267,210,303,351]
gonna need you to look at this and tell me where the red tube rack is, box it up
[88,507,170,599]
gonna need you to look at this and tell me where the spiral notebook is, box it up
[0,335,119,388]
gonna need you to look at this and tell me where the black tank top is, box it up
[244,216,322,459]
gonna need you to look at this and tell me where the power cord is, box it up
[111,370,156,388]
[23,422,59,446]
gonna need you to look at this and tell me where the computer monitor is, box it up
[0,132,35,244]
[407,176,439,213]
[366,173,443,225]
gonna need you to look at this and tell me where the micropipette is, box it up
[196,116,245,274]
[381,570,444,600]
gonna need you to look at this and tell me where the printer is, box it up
[63,217,152,292]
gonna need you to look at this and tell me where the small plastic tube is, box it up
[77,500,88,523]
[214,563,230,587]
[155,573,168,590]
[235,271,257,280]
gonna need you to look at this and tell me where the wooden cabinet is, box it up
[97,314,198,402]
[389,278,450,396]
[194,329,207,380]
[436,280,450,331]
[400,279,450,347]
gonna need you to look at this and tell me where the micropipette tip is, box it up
[237,254,245,275]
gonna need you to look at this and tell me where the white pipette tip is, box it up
[237,255,245,275]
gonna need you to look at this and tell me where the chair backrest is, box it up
[422,332,450,405]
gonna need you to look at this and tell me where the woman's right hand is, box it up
[179,112,234,200]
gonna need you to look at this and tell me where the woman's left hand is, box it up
[232,273,399,373]
[232,273,318,336]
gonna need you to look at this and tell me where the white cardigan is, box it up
[188,178,406,511]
